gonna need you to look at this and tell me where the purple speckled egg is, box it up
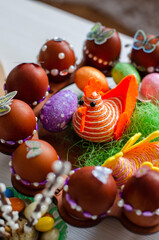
[40,90,77,132]
[141,73,159,100]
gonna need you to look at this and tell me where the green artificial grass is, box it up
[68,101,159,167]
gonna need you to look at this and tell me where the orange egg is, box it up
[74,66,109,92]
[9,197,25,212]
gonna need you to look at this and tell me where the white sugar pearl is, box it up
[42,45,47,51]
[58,52,65,59]
[136,209,142,216]
[51,69,58,76]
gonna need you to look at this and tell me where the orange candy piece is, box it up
[9,197,25,212]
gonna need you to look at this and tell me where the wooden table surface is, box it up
[0,0,158,239]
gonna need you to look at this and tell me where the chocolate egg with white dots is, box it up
[40,90,78,132]
[38,38,76,82]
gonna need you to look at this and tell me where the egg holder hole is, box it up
[54,188,159,234]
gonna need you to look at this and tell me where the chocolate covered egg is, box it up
[118,163,159,227]
[40,90,77,132]
[11,139,59,196]
[62,166,117,223]
[0,91,37,148]
[130,30,159,74]
[83,22,121,74]
[38,38,76,82]
[5,63,49,106]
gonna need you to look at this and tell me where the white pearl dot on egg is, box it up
[42,45,47,52]
[68,65,76,73]
[58,52,65,59]
[51,69,59,76]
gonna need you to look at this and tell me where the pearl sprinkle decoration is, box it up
[24,160,71,233]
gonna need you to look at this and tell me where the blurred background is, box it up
[38,0,158,37]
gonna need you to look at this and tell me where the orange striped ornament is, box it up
[73,93,122,142]
[102,131,159,187]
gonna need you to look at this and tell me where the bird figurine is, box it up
[102,131,159,187]
[72,74,138,142]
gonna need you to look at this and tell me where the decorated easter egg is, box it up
[62,166,117,221]
[38,38,76,82]
[74,66,109,92]
[83,22,121,74]
[141,73,159,100]
[0,92,37,147]
[112,62,141,84]
[40,90,77,132]
[119,164,159,227]
[11,139,59,196]
[9,197,25,212]
[130,30,159,74]
[5,63,49,106]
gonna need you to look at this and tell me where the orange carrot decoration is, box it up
[73,75,138,142]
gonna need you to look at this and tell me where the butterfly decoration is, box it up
[25,141,42,159]
[84,78,102,97]
[0,91,17,116]
[86,22,115,45]
[133,29,159,53]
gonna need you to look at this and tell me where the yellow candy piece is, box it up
[40,228,60,240]
[35,216,54,232]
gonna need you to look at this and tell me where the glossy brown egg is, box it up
[11,139,59,196]
[38,38,76,82]
[83,26,121,73]
[0,99,36,143]
[5,63,49,105]
[122,168,159,227]
[130,34,159,73]
[62,166,117,220]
